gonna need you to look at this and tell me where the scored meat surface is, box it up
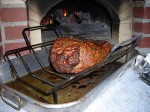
[50,37,112,73]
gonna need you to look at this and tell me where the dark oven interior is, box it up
[40,0,113,42]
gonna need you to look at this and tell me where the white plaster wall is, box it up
[27,0,63,45]
[1,0,25,4]
[118,1,133,42]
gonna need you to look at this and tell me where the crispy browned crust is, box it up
[50,37,112,73]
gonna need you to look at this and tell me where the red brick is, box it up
[133,22,150,34]
[145,7,150,19]
[5,43,29,55]
[5,26,28,40]
[139,37,150,48]
[133,22,143,33]
[5,43,26,50]
[143,23,150,34]
[0,30,2,42]
[1,8,27,22]
[133,7,144,18]
[0,45,3,61]
[0,7,1,16]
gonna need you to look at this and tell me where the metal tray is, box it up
[0,25,142,111]
[0,53,136,112]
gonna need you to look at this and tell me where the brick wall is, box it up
[133,1,150,54]
[0,0,29,61]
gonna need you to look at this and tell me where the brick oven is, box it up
[1,1,150,112]
[0,0,150,61]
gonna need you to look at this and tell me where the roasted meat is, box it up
[50,37,112,73]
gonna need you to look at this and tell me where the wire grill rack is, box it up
[3,24,142,103]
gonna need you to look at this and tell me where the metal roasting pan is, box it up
[0,53,137,112]
[0,25,142,112]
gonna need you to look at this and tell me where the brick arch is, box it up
[27,0,132,45]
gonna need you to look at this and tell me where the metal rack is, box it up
[3,24,142,104]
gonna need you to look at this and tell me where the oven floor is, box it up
[6,62,123,104]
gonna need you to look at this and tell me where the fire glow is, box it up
[63,9,67,17]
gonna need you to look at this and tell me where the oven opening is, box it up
[40,0,113,42]
[27,0,133,46]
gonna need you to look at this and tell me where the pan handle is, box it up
[111,33,142,53]
[0,87,22,110]
[101,33,142,64]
